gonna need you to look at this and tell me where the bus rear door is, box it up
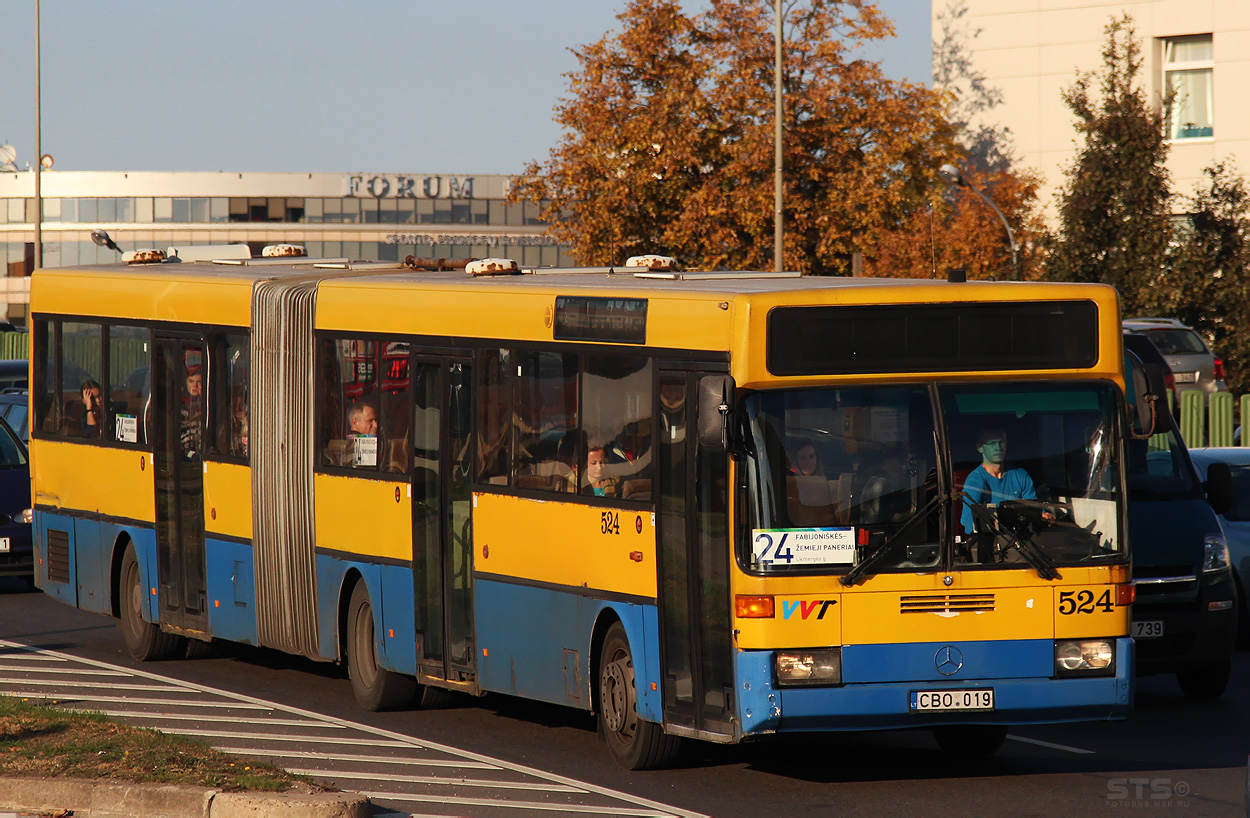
[411,358,477,686]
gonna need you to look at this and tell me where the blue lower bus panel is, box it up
[735,637,1133,736]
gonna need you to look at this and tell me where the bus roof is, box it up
[31,260,1123,387]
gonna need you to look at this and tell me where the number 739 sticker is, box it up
[752,528,856,567]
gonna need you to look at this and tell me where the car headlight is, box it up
[1202,533,1230,572]
[1055,639,1115,676]
[17,509,31,524]
[775,648,841,686]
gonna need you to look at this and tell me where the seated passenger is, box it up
[585,446,618,498]
[788,438,822,476]
[349,402,378,437]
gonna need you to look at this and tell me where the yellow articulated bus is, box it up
[30,252,1133,769]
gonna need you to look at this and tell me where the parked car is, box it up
[1124,349,1237,699]
[0,416,32,583]
[1123,318,1227,396]
[1187,447,1250,648]
[0,391,28,442]
[0,359,28,392]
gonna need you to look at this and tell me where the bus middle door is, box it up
[151,334,209,635]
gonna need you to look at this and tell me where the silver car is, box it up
[1123,318,1227,395]
[1188,446,1250,646]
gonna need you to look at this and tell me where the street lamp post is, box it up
[773,0,783,273]
[938,163,1018,281]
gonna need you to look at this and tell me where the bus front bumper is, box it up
[735,637,1134,736]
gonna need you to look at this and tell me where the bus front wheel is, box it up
[118,544,182,662]
[597,622,681,770]
[346,582,416,711]
[933,724,1008,758]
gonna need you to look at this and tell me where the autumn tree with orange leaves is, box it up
[512,0,959,276]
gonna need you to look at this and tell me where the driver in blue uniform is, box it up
[960,428,1047,535]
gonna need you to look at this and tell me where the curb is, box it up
[0,776,371,817]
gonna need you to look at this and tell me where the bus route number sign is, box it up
[751,528,855,568]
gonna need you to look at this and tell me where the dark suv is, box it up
[1125,348,1237,699]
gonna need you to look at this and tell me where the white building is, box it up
[938,0,1250,219]
[0,171,570,320]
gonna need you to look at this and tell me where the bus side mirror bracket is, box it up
[697,375,735,451]
[1132,362,1173,437]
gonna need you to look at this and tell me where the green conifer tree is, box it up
[1046,14,1172,316]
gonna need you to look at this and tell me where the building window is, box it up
[1165,35,1213,140]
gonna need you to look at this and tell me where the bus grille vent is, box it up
[900,594,995,614]
[46,529,70,584]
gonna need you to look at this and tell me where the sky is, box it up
[0,1,933,176]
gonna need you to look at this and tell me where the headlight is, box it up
[1055,639,1114,675]
[1202,533,1230,572]
[17,509,31,524]
[775,648,841,686]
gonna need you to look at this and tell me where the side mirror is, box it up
[697,375,735,450]
[1205,461,1234,516]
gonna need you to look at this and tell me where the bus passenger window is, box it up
[108,325,151,446]
[476,348,513,486]
[34,319,57,435]
[319,337,383,470]
[581,355,652,499]
[514,350,577,492]
[380,341,411,473]
[59,322,103,439]
[209,333,248,459]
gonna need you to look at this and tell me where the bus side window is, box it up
[476,348,513,486]
[60,321,103,439]
[514,350,577,492]
[581,354,652,498]
[33,319,58,435]
[108,325,150,446]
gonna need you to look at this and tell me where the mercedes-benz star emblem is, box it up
[935,645,963,676]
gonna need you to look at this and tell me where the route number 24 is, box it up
[1058,589,1113,615]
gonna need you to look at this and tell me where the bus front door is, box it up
[151,336,208,634]
[657,371,735,740]
[411,359,476,686]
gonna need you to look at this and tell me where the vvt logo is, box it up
[781,600,837,620]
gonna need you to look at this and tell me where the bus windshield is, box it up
[742,381,1124,578]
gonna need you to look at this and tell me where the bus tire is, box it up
[118,544,182,662]
[346,582,416,711]
[933,724,1007,758]
[597,622,681,770]
[1177,659,1230,701]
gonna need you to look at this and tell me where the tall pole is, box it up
[773,0,783,273]
[33,0,42,271]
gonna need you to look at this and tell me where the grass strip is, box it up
[0,694,328,792]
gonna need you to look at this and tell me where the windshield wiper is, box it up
[965,498,1062,581]
[840,493,943,587]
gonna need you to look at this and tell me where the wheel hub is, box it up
[602,659,629,733]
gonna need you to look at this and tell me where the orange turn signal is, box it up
[735,595,775,618]
[1116,583,1135,606]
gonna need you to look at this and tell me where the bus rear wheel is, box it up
[597,622,681,770]
[346,582,416,711]
[933,724,1008,758]
[118,544,182,661]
